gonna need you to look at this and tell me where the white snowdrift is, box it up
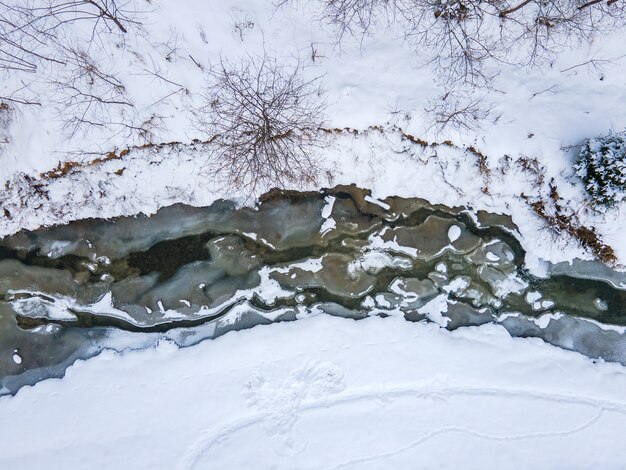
[1,315,625,469]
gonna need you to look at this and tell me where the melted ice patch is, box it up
[46,240,75,258]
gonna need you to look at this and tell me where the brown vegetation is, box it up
[522,179,616,263]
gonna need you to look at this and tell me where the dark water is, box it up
[1,185,625,395]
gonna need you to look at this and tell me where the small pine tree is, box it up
[575,133,626,208]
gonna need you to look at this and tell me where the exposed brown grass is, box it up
[522,179,616,264]
[516,155,545,188]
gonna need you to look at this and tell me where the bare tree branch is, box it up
[0,1,153,140]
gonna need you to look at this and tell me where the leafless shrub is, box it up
[522,179,616,263]
[47,45,133,137]
[194,54,328,193]
[424,91,492,134]
[516,154,546,188]
[231,9,255,41]
[318,0,393,40]
[385,101,412,127]
[309,42,327,63]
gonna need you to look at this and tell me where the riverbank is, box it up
[2,314,626,469]
[1,1,626,271]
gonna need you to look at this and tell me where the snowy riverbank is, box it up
[2,315,626,469]
[1,1,626,270]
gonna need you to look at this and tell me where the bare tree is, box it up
[425,90,493,134]
[0,1,147,137]
[0,0,140,74]
[194,54,328,193]
[292,0,626,86]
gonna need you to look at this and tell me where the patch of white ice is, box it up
[12,352,22,365]
[417,294,450,327]
[447,225,461,243]
[364,195,390,210]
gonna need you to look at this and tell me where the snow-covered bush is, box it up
[195,55,327,193]
[574,133,626,208]
[433,0,470,21]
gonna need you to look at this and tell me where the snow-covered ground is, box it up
[2,315,626,469]
[1,0,626,269]
[2,2,626,467]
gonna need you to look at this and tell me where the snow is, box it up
[594,298,609,311]
[0,2,626,466]
[447,225,462,243]
[0,1,624,271]
[1,315,626,469]
[442,276,471,294]
[11,353,21,365]
[364,195,391,210]
[320,196,337,234]
[533,313,564,329]
[347,251,412,276]
[10,294,78,321]
[368,229,419,258]
[374,294,392,308]
[526,291,542,303]
[417,294,450,327]
[321,196,336,218]
[272,257,325,275]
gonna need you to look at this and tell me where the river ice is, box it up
[2,188,626,396]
